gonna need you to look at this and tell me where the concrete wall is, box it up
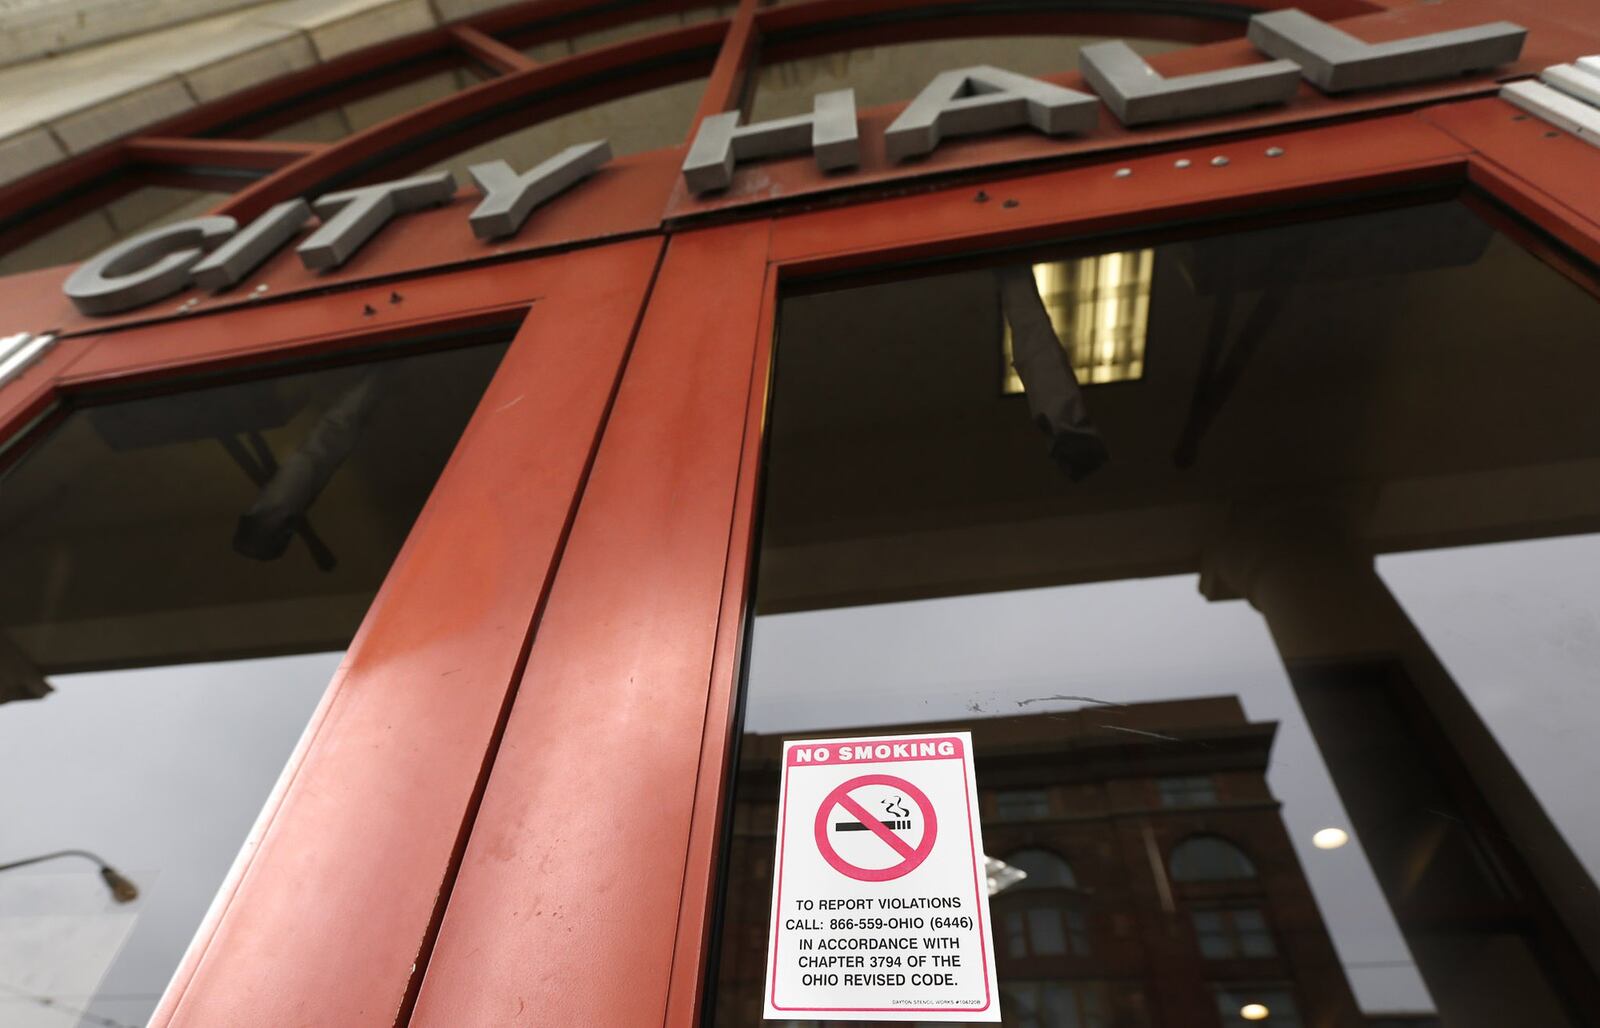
[0,0,525,187]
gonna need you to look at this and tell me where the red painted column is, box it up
[149,238,665,1028]
[410,220,772,1027]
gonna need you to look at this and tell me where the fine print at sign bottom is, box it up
[764,731,1000,1021]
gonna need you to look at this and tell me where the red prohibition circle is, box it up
[813,773,938,882]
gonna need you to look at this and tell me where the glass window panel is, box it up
[1199,929,1235,959]
[421,75,707,187]
[1027,908,1068,956]
[0,335,508,1026]
[0,186,227,277]
[1215,986,1302,1027]
[1234,909,1266,932]
[1081,981,1110,1028]
[1003,982,1045,1028]
[1009,848,1077,889]
[1042,981,1079,1027]
[708,200,1600,1028]
[1001,980,1109,1028]
[1159,774,1217,807]
[1001,252,1154,392]
[996,787,1052,820]
[1170,836,1257,882]
[251,64,492,143]
[749,36,1184,123]
[1006,909,1028,959]
[1193,907,1277,959]
[521,5,733,62]
[1066,910,1091,956]
[1241,926,1277,958]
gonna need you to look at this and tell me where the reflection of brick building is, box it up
[714,697,1362,1028]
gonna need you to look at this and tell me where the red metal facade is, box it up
[2,0,1599,1023]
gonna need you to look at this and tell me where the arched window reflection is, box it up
[1010,848,1079,890]
[1000,979,1110,1028]
[999,848,1090,959]
[1170,835,1258,882]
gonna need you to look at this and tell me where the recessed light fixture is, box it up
[1313,827,1350,850]
[1001,251,1153,393]
[1240,1002,1270,1021]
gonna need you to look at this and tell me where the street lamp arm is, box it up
[0,849,140,902]
[0,848,112,873]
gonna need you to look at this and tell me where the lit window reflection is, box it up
[1002,251,1153,392]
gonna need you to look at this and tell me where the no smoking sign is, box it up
[764,731,1000,1021]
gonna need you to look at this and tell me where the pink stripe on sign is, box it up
[787,736,963,766]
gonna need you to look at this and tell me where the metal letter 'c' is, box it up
[62,217,236,316]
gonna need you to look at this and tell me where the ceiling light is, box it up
[1002,250,1152,394]
[1240,1003,1270,1021]
[1312,827,1349,850]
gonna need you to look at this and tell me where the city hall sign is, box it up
[62,10,1525,317]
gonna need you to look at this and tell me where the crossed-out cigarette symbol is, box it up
[814,774,938,882]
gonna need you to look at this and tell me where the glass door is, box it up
[707,195,1600,1028]
[0,236,664,1028]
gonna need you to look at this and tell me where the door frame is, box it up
[5,86,1600,1026]
[0,237,667,1028]
[400,98,1600,1027]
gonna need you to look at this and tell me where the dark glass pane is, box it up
[1215,986,1300,1027]
[709,199,1600,1027]
[521,4,733,62]
[257,63,493,143]
[0,335,507,1027]
[1160,774,1218,807]
[749,36,1183,123]
[1008,849,1076,890]
[995,788,1051,821]
[0,186,227,276]
[420,75,708,185]
[1171,837,1257,882]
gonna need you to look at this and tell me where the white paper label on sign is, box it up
[762,730,1000,1021]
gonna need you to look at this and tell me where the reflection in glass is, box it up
[995,789,1051,821]
[253,64,492,143]
[520,5,733,62]
[1194,908,1276,959]
[1159,775,1218,808]
[1002,849,1089,960]
[422,76,709,187]
[0,186,228,277]
[1001,252,1154,393]
[1001,979,1108,1028]
[710,199,1600,1026]
[1171,837,1258,883]
[0,655,336,1028]
[1215,986,1300,1027]
[1009,849,1077,890]
[749,36,1184,123]
[0,335,508,1025]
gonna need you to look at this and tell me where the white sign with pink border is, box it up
[763,730,1000,1022]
